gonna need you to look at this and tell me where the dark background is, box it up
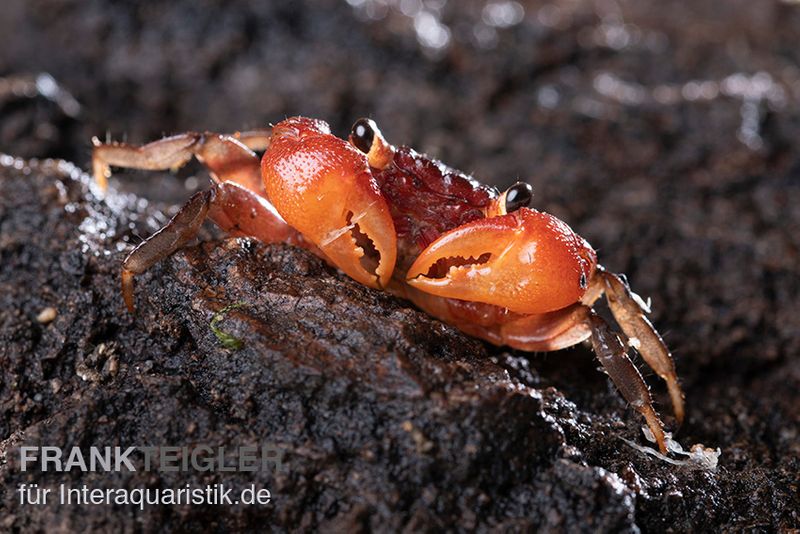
[1,0,798,531]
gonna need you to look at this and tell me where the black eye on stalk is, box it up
[504,182,533,212]
[350,118,376,154]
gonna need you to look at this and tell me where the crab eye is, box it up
[350,118,376,154]
[504,182,533,212]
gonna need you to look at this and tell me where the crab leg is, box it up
[91,130,308,311]
[586,268,685,425]
[92,131,266,193]
[121,182,302,313]
[588,312,668,453]
[230,129,273,152]
[121,189,210,312]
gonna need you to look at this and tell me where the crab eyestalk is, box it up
[348,117,395,170]
[406,208,596,314]
[262,117,397,288]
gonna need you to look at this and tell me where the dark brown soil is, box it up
[1,0,798,531]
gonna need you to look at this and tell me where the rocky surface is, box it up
[1,0,799,531]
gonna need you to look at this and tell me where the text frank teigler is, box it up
[13,444,286,509]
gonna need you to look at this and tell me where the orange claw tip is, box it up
[406,208,596,315]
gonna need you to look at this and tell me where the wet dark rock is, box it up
[0,151,796,531]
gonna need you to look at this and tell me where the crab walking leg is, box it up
[121,190,210,312]
[599,269,685,424]
[122,182,301,313]
[92,132,265,194]
[230,129,272,152]
[588,312,668,453]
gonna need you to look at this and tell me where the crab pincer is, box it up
[406,207,596,314]
[261,117,397,289]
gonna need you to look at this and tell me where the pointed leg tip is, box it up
[121,269,136,314]
[644,413,670,454]
[674,405,686,427]
[91,160,110,192]
[668,382,686,425]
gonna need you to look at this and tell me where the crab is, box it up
[91,116,684,453]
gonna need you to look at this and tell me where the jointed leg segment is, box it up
[600,270,685,424]
[588,311,668,453]
[92,131,267,193]
[121,190,211,312]
[230,129,272,152]
[584,268,685,425]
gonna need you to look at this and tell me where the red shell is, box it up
[373,147,497,250]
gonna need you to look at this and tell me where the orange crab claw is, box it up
[406,208,596,314]
[261,117,397,288]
